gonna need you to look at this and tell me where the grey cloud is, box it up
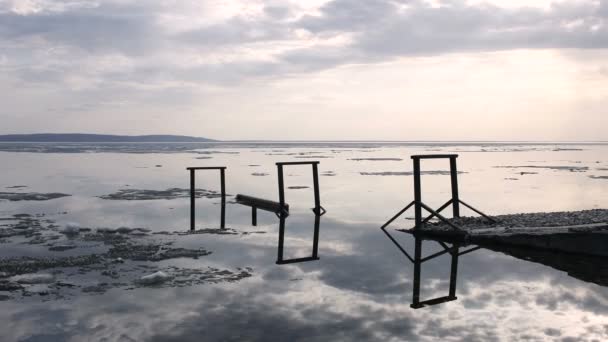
[177,16,290,48]
[298,0,397,32]
[2,0,608,90]
[0,2,163,55]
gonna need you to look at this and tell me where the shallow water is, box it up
[1,142,608,341]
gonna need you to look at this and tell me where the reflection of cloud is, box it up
[2,215,608,341]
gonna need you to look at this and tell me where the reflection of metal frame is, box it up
[276,161,326,217]
[186,166,226,231]
[379,154,489,308]
[410,235,480,309]
[276,214,321,265]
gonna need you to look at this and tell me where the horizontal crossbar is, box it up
[276,256,319,265]
[276,161,320,165]
[412,295,458,308]
[411,154,458,160]
[186,166,226,170]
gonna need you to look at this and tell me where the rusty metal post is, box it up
[412,236,422,307]
[312,163,321,215]
[449,246,460,298]
[190,169,195,231]
[413,157,422,230]
[312,214,320,258]
[277,164,286,216]
[277,216,286,263]
[450,156,460,218]
[220,168,226,229]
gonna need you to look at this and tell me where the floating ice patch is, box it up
[10,273,54,284]
[360,171,467,176]
[494,165,589,172]
[99,188,226,200]
[138,271,173,285]
[0,192,71,201]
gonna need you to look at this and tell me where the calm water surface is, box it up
[1,142,607,341]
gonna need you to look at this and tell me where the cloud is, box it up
[2,0,607,89]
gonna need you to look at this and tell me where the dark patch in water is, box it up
[251,173,269,177]
[0,192,71,202]
[360,171,467,176]
[294,156,333,159]
[494,165,589,172]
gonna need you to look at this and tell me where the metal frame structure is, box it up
[378,154,493,307]
[186,161,326,264]
[381,154,495,238]
[274,161,325,264]
[276,161,326,217]
[186,166,226,231]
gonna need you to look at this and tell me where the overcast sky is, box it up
[0,0,607,140]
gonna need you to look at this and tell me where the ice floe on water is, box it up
[10,273,54,284]
[360,170,467,176]
[0,211,259,300]
[0,192,71,201]
[98,188,227,200]
[138,271,173,285]
[494,165,589,172]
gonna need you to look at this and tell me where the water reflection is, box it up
[398,232,608,310]
[399,235,480,309]
[277,214,321,264]
[2,143,608,340]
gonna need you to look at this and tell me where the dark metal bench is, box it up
[235,194,289,226]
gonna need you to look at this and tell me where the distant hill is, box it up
[0,134,216,142]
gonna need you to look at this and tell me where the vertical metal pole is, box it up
[312,214,320,258]
[190,169,195,231]
[413,158,422,230]
[277,165,286,215]
[252,207,257,226]
[449,246,460,298]
[277,216,286,263]
[450,157,460,218]
[412,236,422,307]
[312,163,321,214]
[220,168,226,229]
